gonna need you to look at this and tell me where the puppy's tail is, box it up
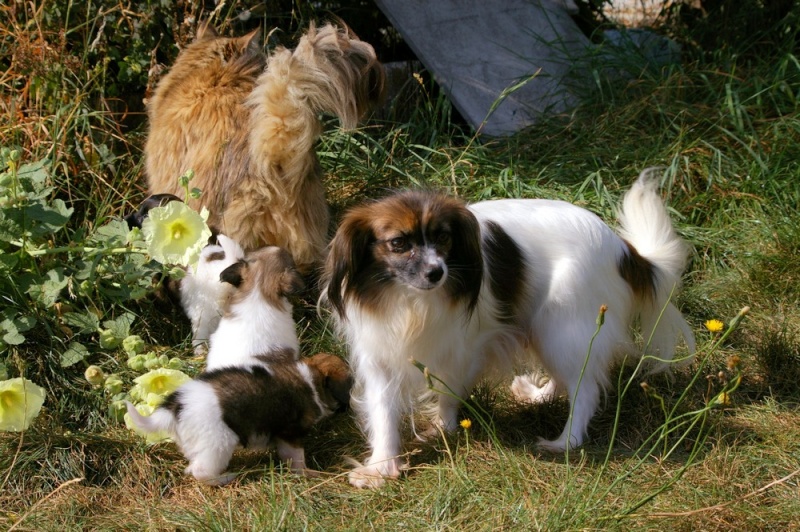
[125,401,176,436]
[616,169,696,371]
[246,23,384,199]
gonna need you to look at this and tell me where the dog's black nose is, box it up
[426,266,444,284]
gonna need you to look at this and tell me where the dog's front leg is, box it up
[349,369,403,489]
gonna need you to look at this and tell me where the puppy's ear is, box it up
[307,354,352,409]
[220,260,246,287]
[325,211,374,318]
[280,268,305,296]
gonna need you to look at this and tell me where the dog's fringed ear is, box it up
[220,260,246,287]
[446,201,484,315]
[325,212,374,319]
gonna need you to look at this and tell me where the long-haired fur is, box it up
[204,245,305,371]
[145,23,385,272]
[323,172,696,488]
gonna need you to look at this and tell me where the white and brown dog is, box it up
[323,172,695,488]
[127,246,352,485]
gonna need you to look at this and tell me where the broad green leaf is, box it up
[103,312,135,340]
[27,268,69,308]
[60,341,90,367]
[62,311,100,335]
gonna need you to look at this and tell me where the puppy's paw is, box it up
[185,464,237,486]
[347,458,401,489]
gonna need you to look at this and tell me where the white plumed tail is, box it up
[617,169,696,371]
[125,401,176,435]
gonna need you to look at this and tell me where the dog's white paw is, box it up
[348,459,401,489]
[185,464,237,486]
[537,433,582,453]
[511,374,560,404]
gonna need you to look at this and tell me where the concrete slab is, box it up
[375,0,594,136]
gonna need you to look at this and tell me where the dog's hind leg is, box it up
[537,375,600,452]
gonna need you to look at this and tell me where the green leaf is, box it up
[103,312,135,340]
[62,311,100,335]
[23,202,73,236]
[14,315,36,333]
[28,268,68,308]
[92,218,131,247]
[61,341,90,367]
[3,329,25,345]
[0,251,19,274]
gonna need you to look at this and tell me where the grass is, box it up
[2,1,800,530]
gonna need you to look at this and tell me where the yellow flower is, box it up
[710,391,731,406]
[141,202,211,267]
[460,419,472,430]
[704,319,724,333]
[0,378,46,432]
[132,368,190,399]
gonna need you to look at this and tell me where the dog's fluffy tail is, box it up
[125,401,176,436]
[246,23,384,201]
[616,169,696,371]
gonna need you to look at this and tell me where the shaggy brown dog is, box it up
[145,23,384,273]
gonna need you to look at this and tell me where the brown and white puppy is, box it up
[145,23,385,273]
[127,246,352,485]
[323,172,696,488]
[126,352,352,485]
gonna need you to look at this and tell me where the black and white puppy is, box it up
[323,172,696,488]
[127,247,353,485]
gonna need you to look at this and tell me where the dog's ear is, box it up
[196,20,218,41]
[325,373,353,410]
[325,211,374,319]
[307,354,352,409]
[280,267,305,296]
[220,260,246,287]
[238,28,261,56]
[445,201,483,315]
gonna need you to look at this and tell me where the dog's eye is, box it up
[389,237,408,253]
[435,232,451,246]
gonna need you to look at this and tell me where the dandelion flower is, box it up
[705,319,724,333]
[460,419,472,430]
[0,378,46,432]
[132,368,190,399]
[142,202,211,267]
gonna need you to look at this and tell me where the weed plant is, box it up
[2,1,800,529]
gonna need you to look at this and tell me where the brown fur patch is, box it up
[224,246,304,313]
[618,240,657,301]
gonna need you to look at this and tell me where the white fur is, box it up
[204,283,299,371]
[126,380,241,486]
[330,173,696,488]
[180,234,245,354]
